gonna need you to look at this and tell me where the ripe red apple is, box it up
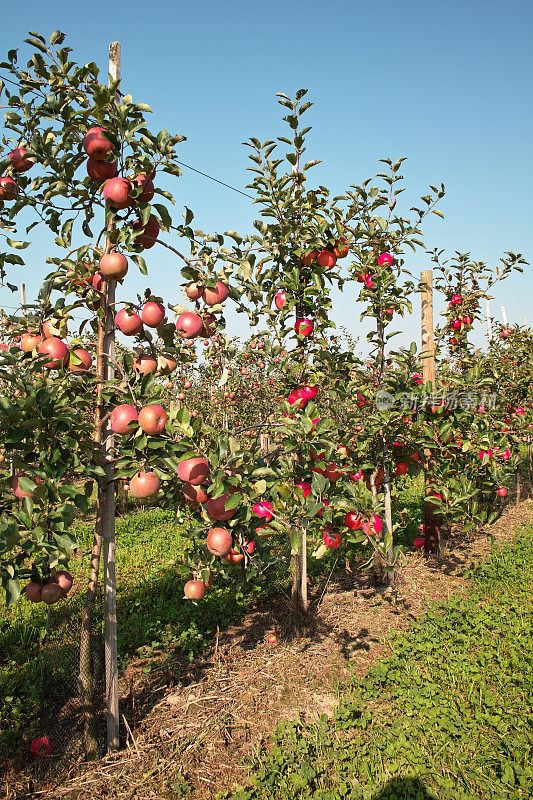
[158,354,178,374]
[412,374,423,385]
[207,492,238,521]
[138,404,167,435]
[132,215,160,249]
[206,527,233,556]
[141,301,165,328]
[362,515,382,537]
[69,348,92,372]
[87,158,117,182]
[41,582,63,605]
[377,252,393,267]
[497,487,508,497]
[52,570,73,596]
[323,527,341,548]
[110,404,138,434]
[133,353,158,374]
[100,252,128,280]
[176,312,204,339]
[9,146,33,171]
[202,281,229,305]
[450,294,462,305]
[317,249,337,269]
[30,736,52,757]
[185,282,202,300]
[500,450,511,461]
[499,328,510,339]
[295,481,311,498]
[333,237,349,258]
[42,318,66,339]
[413,537,425,549]
[115,308,143,335]
[266,633,278,644]
[184,579,206,600]
[275,290,287,309]
[396,462,409,476]
[295,318,314,337]
[0,176,19,200]
[132,172,155,202]
[301,250,318,267]
[324,463,342,482]
[25,581,42,602]
[288,388,308,409]
[182,482,208,505]
[463,314,473,325]
[344,512,361,530]
[82,127,114,160]
[38,337,69,369]
[177,457,210,485]
[451,318,462,330]
[130,471,161,498]
[21,332,43,352]
[177,392,186,401]
[252,500,274,521]
[184,380,193,389]
[103,177,133,210]
[303,384,318,400]
[91,272,104,292]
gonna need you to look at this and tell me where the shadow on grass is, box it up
[373,777,439,799]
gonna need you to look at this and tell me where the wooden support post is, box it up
[485,298,493,342]
[420,270,438,554]
[260,432,270,458]
[102,40,121,755]
[20,283,26,311]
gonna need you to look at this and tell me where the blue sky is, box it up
[0,0,531,351]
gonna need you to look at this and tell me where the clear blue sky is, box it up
[1,0,531,351]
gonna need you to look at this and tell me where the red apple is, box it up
[275,290,287,309]
[323,527,341,548]
[184,579,206,600]
[499,328,510,339]
[317,250,337,269]
[252,500,274,522]
[202,281,229,305]
[362,515,382,536]
[497,487,508,497]
[295,481,311,498]
[141,301,166,328]
[413,537,425,549]
[82,127,114,160]
[41,582,63,605]
[100,252,128,280]
[133,353,158,374]
[110,404,138,434]
[185,282,202,300]
[396,462,409,476]
[132,215,160,249]
[69,348,92,372]
[115,308,143,335]
[344,512,361,530]
[303,384,318,400]
[21,332,43,352]
[295,318,314,337]
[182,482,208,505]
[13,472,39,500]
[130,471,161,498]
[333,237,349,258]
[206,527,233,556]
[450,294,462,305]
[30,736,52,757]
[377,252,393,267]
[207,492,238,521]
[52,570,73,596]
[38,337,68,369]
[9,146,33,172]
[177,457,210,485]
[176,312,204,339]
[324,463,342,482]
[0,176,19,200]
[132,172,155,203]
[103,177,133,210]
[87,158,117,182]
[138,404,167,435]
[25,581,42,602]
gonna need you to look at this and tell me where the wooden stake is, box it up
[485,298,493,341]
[420,270,438,554]
[102,40,121,755]
[260,433,270,458]
[501,305,508,326]
[20,283,26,311]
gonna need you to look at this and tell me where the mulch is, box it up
[5,493,533,800]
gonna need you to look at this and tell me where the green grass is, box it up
[0,509,265,752]
[223,528,533,800]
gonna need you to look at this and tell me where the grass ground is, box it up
[224,527,533,800]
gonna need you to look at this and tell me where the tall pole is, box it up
[420,270,438,553]
[485,298,493,341]
[20,283,26,311]
[103,40,120,754]
[501,306,508,326]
